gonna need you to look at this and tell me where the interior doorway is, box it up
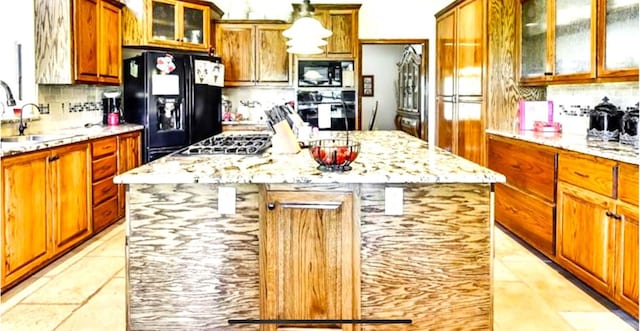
[358,39,429,139]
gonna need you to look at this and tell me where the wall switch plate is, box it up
[385,187,403,215]
[218,187,236,215]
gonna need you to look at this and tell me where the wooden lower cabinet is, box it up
[1,142,91,289]
[615,201,639,317]
[91,137,119,231]
[260,190,359,331]
[50,143,92,254]
[1,150,51,289]
[117,131,141,218]
[556,181,615,295]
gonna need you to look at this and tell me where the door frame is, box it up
[357,39,429,139]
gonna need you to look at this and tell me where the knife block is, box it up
[271,120,301,154]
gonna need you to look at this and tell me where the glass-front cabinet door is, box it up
[149,0,209,50]
[520,0,548,81]
[598,0,639,77]
[151,0,177,42]
[553,0,595,78]
[182,3,206,46]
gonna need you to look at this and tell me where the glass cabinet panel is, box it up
[183,6,204,44]
[604,0,639,70]
[152,1,176,41]
[520,0,547,78]
[554,0,592,75]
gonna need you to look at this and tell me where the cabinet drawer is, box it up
[619,162,638,206]
[558,152,615,198]
[495,183,555,257]
[93,176,118,206]
[92,137,117,158]
[92,155,117,182]
[488,137,556,202]
[93,197,119,231]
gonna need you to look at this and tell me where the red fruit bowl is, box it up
[309,139,360,172]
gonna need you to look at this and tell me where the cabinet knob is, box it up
[267,202,275,210]
[48,155,60,162]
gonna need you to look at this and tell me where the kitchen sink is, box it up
[1,134,77,144]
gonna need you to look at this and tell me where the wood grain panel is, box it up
[35,0,73,84]
[486,0,546,131]
[618,162,638,206]
[488,135,556,201]
[127,184,261,330]
[92,196,118,232]
[456,101,484,165]
[256,25,290,84]
[360,183,492,330]
[495,183,555,257]
[93,176,118,205]
[436,11,455,96]
[121,0,146,45]
[556,182,615,295]
[326,10,354,56]
[558,152,615,198]
[457,0,484,96]
[616,201,639,317]
[436,98,454,152]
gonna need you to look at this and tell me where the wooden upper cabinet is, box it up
[35,0,123,85]
[73,0,124,84]
[122,0,223,52]
[293,4,360,59]
[215,22,290,87]
[597,0,639,79]
[456,0,484,97]
[260,190,359,331]
[518,0,637,85]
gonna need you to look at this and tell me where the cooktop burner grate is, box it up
[179,134,272,155]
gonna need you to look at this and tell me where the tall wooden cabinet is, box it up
[260,190,359,330]
[35,0,124,85]
[435,0,486,165]
[214,22,291,86]
[1,142,91,289]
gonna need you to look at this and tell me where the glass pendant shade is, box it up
[282,17,332,40]
[286,38,327,47]
[286,44,323,55]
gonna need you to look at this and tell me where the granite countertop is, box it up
[115,130,506,185]
[0,124,144,158]
[487,130,639,165]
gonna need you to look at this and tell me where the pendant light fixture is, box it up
[283,0,332,54]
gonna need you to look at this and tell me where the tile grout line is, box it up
[51,266,125,331]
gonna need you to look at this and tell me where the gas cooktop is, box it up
[178,133,272,156]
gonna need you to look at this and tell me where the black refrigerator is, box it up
[123,50,223,163]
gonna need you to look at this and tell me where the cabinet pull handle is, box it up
[544,72,553,76]
[573,171,588,178]
[606,211,614,217]
[605,211,622,220]
[267,202,275,210]
[49,155,60,162]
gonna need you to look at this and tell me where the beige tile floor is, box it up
[1,220,638,330]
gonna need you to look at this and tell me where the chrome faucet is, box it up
[0,80,17,107]
[17,103,40,136]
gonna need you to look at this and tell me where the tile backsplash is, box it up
[1,84,119,136]
[547,81,639,135]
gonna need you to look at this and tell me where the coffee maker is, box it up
[102,91,123,125]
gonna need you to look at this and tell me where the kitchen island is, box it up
[115,130,505,330]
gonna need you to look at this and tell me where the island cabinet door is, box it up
[260,191,359,331]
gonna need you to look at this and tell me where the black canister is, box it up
[587,97,624,142]
[620,103,639,148]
